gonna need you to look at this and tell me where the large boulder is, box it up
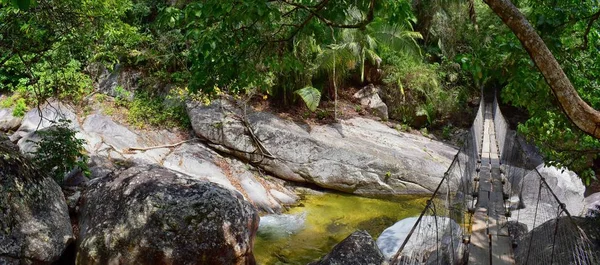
[0,108,22,132]
[161,143,298,213]
[309,230,384,265]
[77,165,260,265]
[0,138,73,264]
[513,216,600,265]
[81,113,144,152]
[77,110,297,214]
[513,164,586,231]
[9,101,78,154]
[376,216,464,264]
[187,99,457,196]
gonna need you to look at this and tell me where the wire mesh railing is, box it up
[493,93,600,265]
[388,92,599,265]
[388,97,485,265]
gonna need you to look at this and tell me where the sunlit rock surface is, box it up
[188,99,458,196]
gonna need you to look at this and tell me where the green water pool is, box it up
[253,192,428,265]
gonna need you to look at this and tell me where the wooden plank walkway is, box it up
[468,105,515,265]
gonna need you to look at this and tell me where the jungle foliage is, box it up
[431,0,600,182]
[1,0,599,182]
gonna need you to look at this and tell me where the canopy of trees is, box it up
[1,0,599,182]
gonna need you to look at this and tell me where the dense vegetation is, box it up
[0,0,599,183]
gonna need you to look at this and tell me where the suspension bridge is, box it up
[389,92,599,265]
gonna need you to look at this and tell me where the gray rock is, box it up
[82,114,142,151]
[15,128,43,155]
[162,143,235,189]
[10,101,78,144]
[0,108,22,132]
[77,165,259,265]
[238,170,281,213]
[513,216,600,265]
[187,99,457,196]
[376,216,464,264]
[162,143,296,213]
[513,164,585,231]
[309,230,385,265]
[353,84,388,120]
[507,221,528,247]
[94,64,140,99]
[584,192,600,216]
[226,157,294,213]
[0,140,73,264]
[270,189,299,205]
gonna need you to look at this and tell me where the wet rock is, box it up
[188,99,457,196]
[0,139,73,264]
[77,165,259,265]
[162,143,297,213]
[270,189,299,205]
[162,143,235,189]
[309,230,384,265]
[258,212,307,239]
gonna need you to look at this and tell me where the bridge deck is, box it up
[468,105,515,265]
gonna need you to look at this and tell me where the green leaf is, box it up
[295,86,321,112]
[11,0,32,10]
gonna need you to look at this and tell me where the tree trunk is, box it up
[483,0,600,139]
[412,0,437,43]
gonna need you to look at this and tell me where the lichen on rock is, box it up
[0,137,73,264]
[77,165,260,265]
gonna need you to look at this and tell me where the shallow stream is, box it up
[254,192,427,264]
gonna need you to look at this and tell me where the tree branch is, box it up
[581,10,600,50]
[279,0,374,29]
[483,0,600,140]
[271,0,375,42]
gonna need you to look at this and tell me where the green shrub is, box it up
[30,119,89,185]
[127,91,190,129]
[0,97,14,109]
[114,85,131,107]
[0,94,28,117]
[442,125,453,140]
[0,57,92,107]
[12,99,27,117]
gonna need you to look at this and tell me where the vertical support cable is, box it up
[525,181,543,265]
[549,207,564,264]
